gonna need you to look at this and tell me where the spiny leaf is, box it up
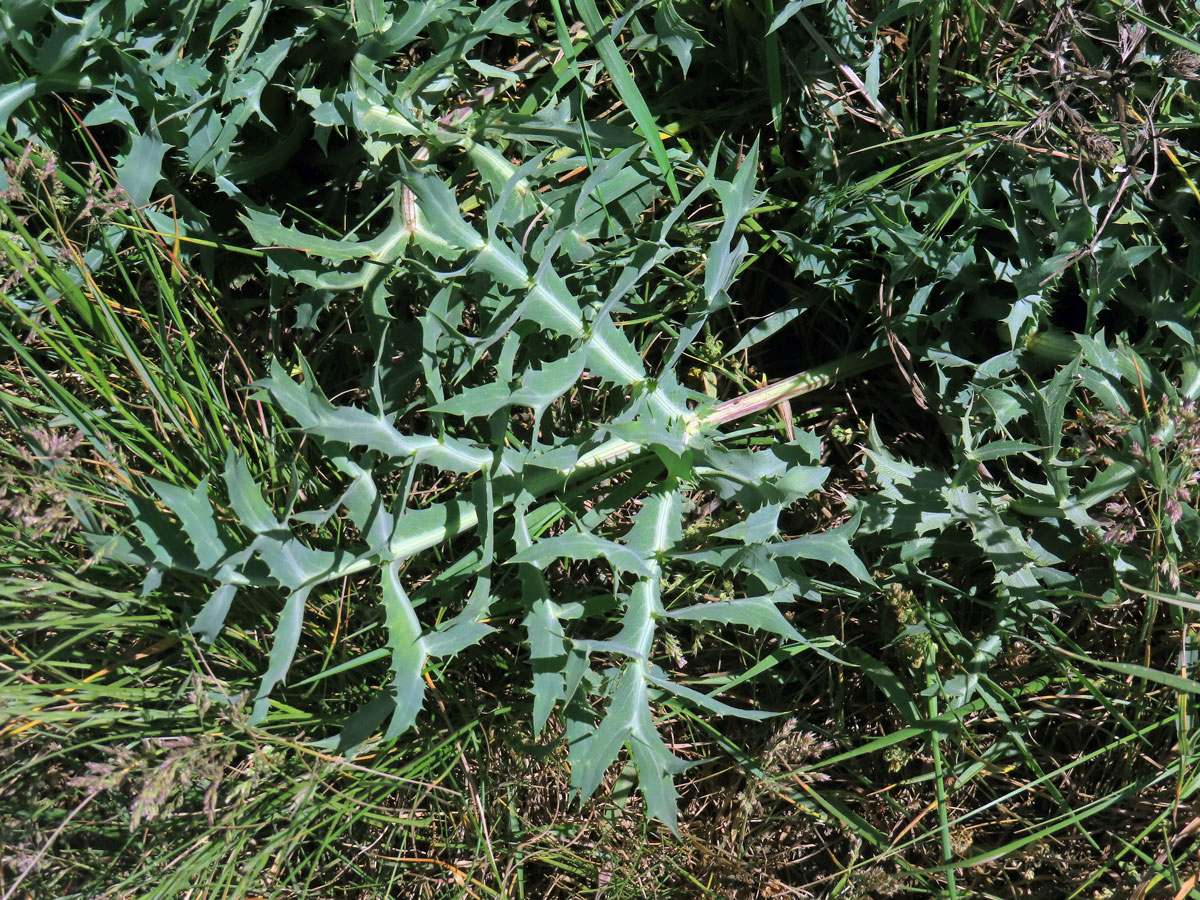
[516,506,569,732]
[653,0,707,74]
[254,359,491,474]
[241,208,382,260]
[771,516,874,583]
[126,494,197,569]
[666,594,802,641]
[511,531,656,578]
[401,169,487,252]
[512,352,588,422]
[1034,356,1081,462]
[192,582,237,643]
[626,693,692,832]
[330,455,393,547]
[623,486,683,559]
[145,477,228,570]
[704,138,761,305]
[585,316,646,387]
[251,585,311,723]
[223,451,280,534]
[427,382,513,420]
[380,559,428,739]
[111,133,168,209]
[571,666,641,802]
[253,535,342,590]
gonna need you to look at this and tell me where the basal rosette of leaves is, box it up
[0,0,891,830]
[101,145,879,830]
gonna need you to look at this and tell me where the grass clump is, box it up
[4,0,1200,897]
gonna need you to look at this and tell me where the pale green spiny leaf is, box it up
[223,450,281,535]
[251,585,311,723]
[510,531,655,578]
[145,477,228,570]
[192,582,237,644]
[380,559,428,739]
[665,593,802,642]
[254,359,493,474]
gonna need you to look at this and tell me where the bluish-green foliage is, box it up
[5,0,1200,895]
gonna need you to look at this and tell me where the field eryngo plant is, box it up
[1,0,887,829]
[6,0,1200,895]
[109,136,891,828]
